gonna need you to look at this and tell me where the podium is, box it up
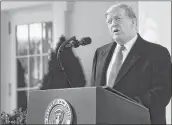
[26,87,150,124]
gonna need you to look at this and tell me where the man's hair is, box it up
[105,3,137,21]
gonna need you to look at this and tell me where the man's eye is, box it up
[108,20,112,24]
[117,17,121,20]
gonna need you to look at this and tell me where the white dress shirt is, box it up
[106,34,138,85]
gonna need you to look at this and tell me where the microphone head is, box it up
[81,37,92,45]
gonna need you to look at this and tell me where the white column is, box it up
[52,1,74,49]
[1,11,12,113]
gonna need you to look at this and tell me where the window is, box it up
[16,22,53,110]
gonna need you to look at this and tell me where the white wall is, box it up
[1,11,11,113]
[68,1,138,85]
[1,1,52,11]
[139,1,171,54]
[9,5,52,25]
[138,1,171,124]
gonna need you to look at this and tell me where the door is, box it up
[9,4,53,111]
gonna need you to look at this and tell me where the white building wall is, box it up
[1,11,11,113]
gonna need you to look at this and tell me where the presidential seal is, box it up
[44,98,73,124]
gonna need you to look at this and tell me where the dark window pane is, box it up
[29,56,42,87]
[43,22,52,53]
[16,25,29,56]
[17,91,27,111]
[43,55,49,75]
[17,58,28,88]
[29,23,42,55]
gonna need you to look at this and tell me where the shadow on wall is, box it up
[41,35,86,90]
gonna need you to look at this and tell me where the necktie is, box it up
[107,45,125,88]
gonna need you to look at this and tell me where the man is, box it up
[91,3,171,124]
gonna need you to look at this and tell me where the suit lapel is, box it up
[114,34,142,85]
[96,42,116,86]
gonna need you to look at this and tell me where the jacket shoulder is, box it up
[96,42,114,53]
[140,38,170,60]
[145,40,169,52]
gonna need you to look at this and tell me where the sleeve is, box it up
[135,48,171,109]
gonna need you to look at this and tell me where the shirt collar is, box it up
[124,34,138,51]
[116,34,138,51]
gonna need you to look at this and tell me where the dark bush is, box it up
[0,108,27,125]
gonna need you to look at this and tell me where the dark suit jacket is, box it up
[91,34,171,124]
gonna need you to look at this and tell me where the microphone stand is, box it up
[56,36,76,88]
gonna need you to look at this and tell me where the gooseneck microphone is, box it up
[64,37,92,48]
[56,36,92,88]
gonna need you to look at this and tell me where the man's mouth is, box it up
[113,29,120,33]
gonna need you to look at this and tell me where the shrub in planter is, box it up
[0,108,27,125]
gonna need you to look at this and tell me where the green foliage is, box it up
[0,108,27,125]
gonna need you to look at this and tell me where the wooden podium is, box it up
[26,86,150,124]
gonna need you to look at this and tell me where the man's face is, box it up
[106,7,135,45]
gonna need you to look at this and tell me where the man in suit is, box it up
[91,3,171,124]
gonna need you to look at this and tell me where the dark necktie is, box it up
[107,45,125,88]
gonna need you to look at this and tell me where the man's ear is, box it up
[132,18,137,28]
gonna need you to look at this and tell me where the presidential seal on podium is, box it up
[44,98,73,124]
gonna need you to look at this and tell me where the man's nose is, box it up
[111,19,118,26]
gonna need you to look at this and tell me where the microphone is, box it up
[64,37,92,48]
